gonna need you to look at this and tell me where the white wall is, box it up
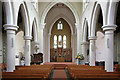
[96,31,105,61]
[15,31,25,65]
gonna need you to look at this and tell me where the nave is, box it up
[1,1,120,80]
[2,63,120,80]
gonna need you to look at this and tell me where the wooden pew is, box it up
[66,65,120,80]
[74,74,120,80]
[2,65,54,80]
[66,65,104,76]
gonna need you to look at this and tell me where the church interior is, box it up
[0,0,120,80]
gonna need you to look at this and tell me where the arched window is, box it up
[58,35,62,48]
[54,35,57,49]
[57,21,63,30]
[63,35,66,49]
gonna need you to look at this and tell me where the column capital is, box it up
[102,25,117,31]
[71,33,77,37]
[81,41,89,45]
[3,24,19,31]
[24,36,32,40]
[48,33,51,36]
[75,23,81,30]
[34,41,39,45]
[40,23,46,29]
[88,36,97,40]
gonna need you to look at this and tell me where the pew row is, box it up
[2,65,54,80]
[66,65,120,80]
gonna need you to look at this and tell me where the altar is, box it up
[50,48,72,62]
[57,57,65,62]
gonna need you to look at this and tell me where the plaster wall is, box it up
[95,31,105,61]
[15,31,25,65]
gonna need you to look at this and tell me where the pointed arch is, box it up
[41,1,80,28]
[49,14,73,35]
[31,18,38,42]
[107,1,118,24]
[4,2,13,24]
[82,18,89,42]
[17,3,30,36]
[54,35,57,49]
[91,3,104,36]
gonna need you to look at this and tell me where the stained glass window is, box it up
[58,35,62,48]
[63,35,66,49]
[54,35,57,49]
[57,21,63,30]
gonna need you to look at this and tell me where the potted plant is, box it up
[76,54,84,65]
[20,52,25,66]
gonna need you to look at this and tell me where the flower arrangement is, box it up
[76,54,84,60]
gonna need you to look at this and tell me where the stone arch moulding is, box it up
[41,1,80,28]
[4,1,13,24]
[82,18,89,42]
[16,2,30,36]
[49,14,74,35]
[31,18,38,42]
[107,1,118,25]
[91,3,104,37]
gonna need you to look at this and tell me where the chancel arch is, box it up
[41,2,80,26]
[50,18,72,62]
[43,3,77,63]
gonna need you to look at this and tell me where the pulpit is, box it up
[31,53,43,64]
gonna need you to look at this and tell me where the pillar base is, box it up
[89,64,95,66]
[25,64,30,66]
[7,70,14,72]
[106,70,114,72]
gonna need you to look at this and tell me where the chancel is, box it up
[0,0,120,80]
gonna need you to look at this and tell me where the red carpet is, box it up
[52,70,68,80]
[44,62,77,69]
[44,62,77,65]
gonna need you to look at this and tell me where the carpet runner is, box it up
[52,69,68,80]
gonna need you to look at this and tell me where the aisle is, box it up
[52,69,68,80]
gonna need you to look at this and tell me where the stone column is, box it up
[43,32,46,63]
[41,23,46,63]
[4,24,19,72]
[81,41,88,64]
[24,36,32,66]
[89,36,97,66]
[48,33,51,62]
[75,23,81,54]
[102,25,117,72]
[71,34,75,62]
